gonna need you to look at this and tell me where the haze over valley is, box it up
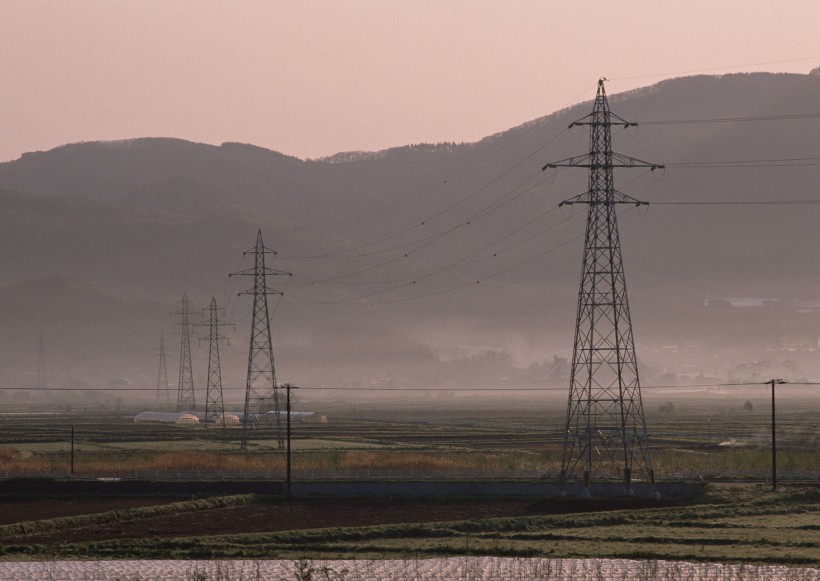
[1,72,820,402]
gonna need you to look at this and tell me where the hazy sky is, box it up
[2,1,819,162]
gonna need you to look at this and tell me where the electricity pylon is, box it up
[542,79,662,495]
[201,297,233,428]
[230,230,291,450]
[156,333,171,405]
[174,293,196,412]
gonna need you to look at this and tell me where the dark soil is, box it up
[0,494,685,546]
[0,480,688,546]
[0,497,179,525]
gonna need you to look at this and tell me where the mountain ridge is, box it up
[1,72,819,392]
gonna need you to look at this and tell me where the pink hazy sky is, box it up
[2,1,819,162]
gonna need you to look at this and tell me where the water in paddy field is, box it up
[1,558,818,580]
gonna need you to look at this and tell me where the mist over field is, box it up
[1,72,820,403]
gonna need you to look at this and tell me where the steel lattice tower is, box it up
[174,293,196,412]
[543,79,662,495]
[230,230,291,450]
[156,333,171,405]
[203,297,232,427]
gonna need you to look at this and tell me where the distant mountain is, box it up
[2,72,820,394]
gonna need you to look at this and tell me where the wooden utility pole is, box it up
[283,383,299,497]
[770,379,785,491]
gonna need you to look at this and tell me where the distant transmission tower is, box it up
[230,230,291,450]
[36,332,47,390]
[543,79,662,495]
[174,294,196,412]
[156,334,171,405]
[201,297,233,428]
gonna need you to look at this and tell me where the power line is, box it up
[637,112,820,126]
[255,188,820,308]
[308,119,560,232]
[283,170,554,286]
[285,154,651,295]
[291,382,804,391]
[306,212,577,305]
[310,232,586,306]
[652,199,820,206]
[665,155,820,168]
[277,107,820,283]
[289,190,569,290]
[279,82,602,251]
[280,201,649,306]
[6,381,817,393]
[278,131,569,261]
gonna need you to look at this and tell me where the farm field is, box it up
[0,395,818,566]
[0,391,818,482]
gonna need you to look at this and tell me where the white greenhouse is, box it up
[133,411,200,425]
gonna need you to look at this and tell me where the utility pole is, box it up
[200,297,233,427]
[156,334,171,406]
[174,294,196,412]
[770,378,785,491]
[543,79,663,496]
[283,383,299,497]
[70,425,74,477]
[230,230,291,450]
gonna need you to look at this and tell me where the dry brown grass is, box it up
[319,450,543,472]
[0,447,56,472]
[0,446,548,476]
[1,441,806,479]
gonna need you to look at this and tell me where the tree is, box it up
[743,400,753,412]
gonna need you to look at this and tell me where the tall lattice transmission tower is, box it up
[542,79,662,495]
[156,333,171,405]
[174,293,196,412]
[201,297,232,427]
[230,230,291,450]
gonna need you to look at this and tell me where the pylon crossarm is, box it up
[230,267,292,278]
[242,245,277,256]
[559,190,647,206]
[558,191,593,206]
[542,154,592,171]
[611,190,648,206]
[611,152,664,170]
[567,105,638,129]
[237,287,285,297]
[544,154,664,172]
[541,152,666,171]
[569,115,634,129]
